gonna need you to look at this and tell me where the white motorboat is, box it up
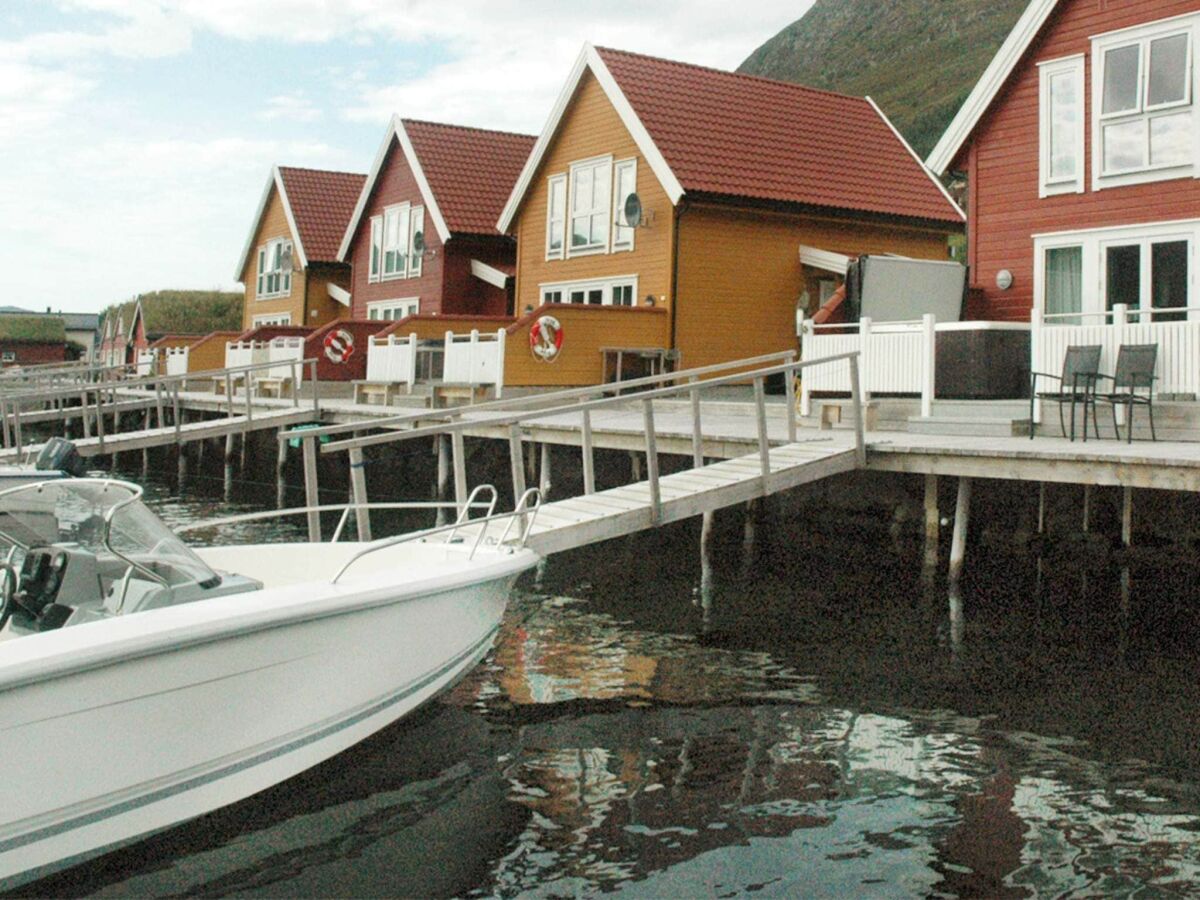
[0,478,540,887]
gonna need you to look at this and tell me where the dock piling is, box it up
[349,445,372,542]
[923,474,939,573]
[302,436,321,542]
[948,477,972,586]
[539,442,552,501]
[436,435,450,526]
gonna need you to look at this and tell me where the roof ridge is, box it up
[277,165,367,179]
[593,45,869,104]
[401,117,536,141]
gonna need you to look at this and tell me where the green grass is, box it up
[0,315,66,342]
[102,290,243,337]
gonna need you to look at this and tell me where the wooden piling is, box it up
[539,442,552,501]
[349,445,372,542]
[1121,486,1133,547]
[276,429,288,506]
[948,477,972,585]
[1082,484,1091,533]
[630,451,643,482]
[923,474,939,572]
[302,436,321,542]
[436,435,450,526]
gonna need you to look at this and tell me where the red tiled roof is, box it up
[594,47,962,224]
[278,167,367,263]
[403,120,535,235]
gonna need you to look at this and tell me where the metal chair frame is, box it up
[1093,343,1158,443]
[1029,344,1102,441]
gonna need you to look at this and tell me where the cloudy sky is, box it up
[0,0,815,313]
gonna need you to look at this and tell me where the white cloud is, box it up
[259,91,322,123]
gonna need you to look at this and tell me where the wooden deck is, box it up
[461,440,858,555]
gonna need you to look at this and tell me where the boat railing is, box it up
[330,487,541,584]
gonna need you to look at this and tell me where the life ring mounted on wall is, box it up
[323,328,356,364]
[530,315,564,362]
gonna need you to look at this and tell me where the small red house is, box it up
[338,117,536,322]
[929,0,1200,325]
[0,316,66,367]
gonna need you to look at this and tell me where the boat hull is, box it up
[0,548,534,887]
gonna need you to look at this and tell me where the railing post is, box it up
[407,333,418,389]
[310,360,318,410]
[921,313,936,419]
[581,408,596,494]
[94,390,105,451]
[172,383,180,441]
[784,363,798,443]
[689,375,703,468]
[154,383,164,430]
[13,406,23,457]
[1030,307,1043,426]
[348,445,371,542]
[754,377,770,490]
[244,373,253,422]
[302,436,321,542]
[469,330,480,386]
[859,316,873,403]
[799,319,813,417]
[494,328,506,399]
[642,399,661,524]
[849,354,866,468]
[225,372,234,416]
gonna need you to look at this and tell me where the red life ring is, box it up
[323,328,355,364]
[530,315,564,362]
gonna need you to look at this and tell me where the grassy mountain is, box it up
[739,0,1029,158]
[102,290,243,337]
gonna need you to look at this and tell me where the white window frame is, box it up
[1,351,15,363]
[368,216,383,283]
[1034,218,1200,323]
[539,275,640,307]
[256,237,293,300]
[1091,13,1200,190]
[1039,54,1086,197]
[611,158,637,252]
[567,155,613,258]
[367,298,420,321]
[252,313,292,326]
[546,174,567,261]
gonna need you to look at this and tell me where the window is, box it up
[546,175,566,260]
[367,299,420,321]
[1093,17,1197,187]
[369,217,382,283]
[372,203,425,280]
[1036,220,1199,324]
[568,157,612,255]
[540,276,639,307]
[252,313,292,326]
[1,351,15,363]
[612,159,637,250]
[1045,245,1083,324]
[256,238,292,299]
[1039,56,1085,196]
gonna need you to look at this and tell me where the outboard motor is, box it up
[35,438,88,477]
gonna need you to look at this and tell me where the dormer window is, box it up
[1093,16,1197,188]
[256,238,292,299]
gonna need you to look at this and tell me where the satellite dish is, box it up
[279,247,293,274]
[623,193,643,228]
[412,230,425,256]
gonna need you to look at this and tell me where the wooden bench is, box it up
[432,383,488,407]
[601,347,678,384]
[818,398,878,431]
[352,380,403,406]
[254,376,294,399]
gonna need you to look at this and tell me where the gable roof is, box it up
[0,315,65,343]
[102,292,243,339]
[233,166,366,280]
[337,117,536,261]
[926,0,1060,174]
[498,44,963,232]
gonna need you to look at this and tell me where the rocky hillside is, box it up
[739,0,1028,158]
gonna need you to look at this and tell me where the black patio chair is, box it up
[1029,344,1101,441]
[1094,343,1158,443]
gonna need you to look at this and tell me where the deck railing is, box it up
[443,328,506,397]
[799,314,1030,417]
[224,340,268,372]
[164,347,189,377]
[280,350,863,542]
[366,333,418,387]
[1031,304,1200,414]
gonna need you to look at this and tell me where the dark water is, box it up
[17,455,1200,897]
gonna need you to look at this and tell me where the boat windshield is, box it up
[0,479,217,588]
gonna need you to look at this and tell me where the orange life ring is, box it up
[530,315,564,362]
[323,328,355,364]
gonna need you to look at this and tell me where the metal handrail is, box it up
[174,499,495,536]
[330,487,540,585]
[319,352,858,456]
[281,349,798,443]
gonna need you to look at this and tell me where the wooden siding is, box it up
[675,203,952,371]
[504,304,669,387]
[304,262,353,329]
[186,331,241,373]
[963,0,1200,321]
[442,236,514,317]
[511,72,675,314]
[347,136,444,318]
[241,185,307,329]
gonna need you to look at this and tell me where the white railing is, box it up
[264,336,306,382]
[799,314,1030,417]
[443,328,506,398]
[164,347,189,377]
[1031,304,1200,417]
[136,349,156,377]
[225,340,268,371]
[366,332,418,387]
